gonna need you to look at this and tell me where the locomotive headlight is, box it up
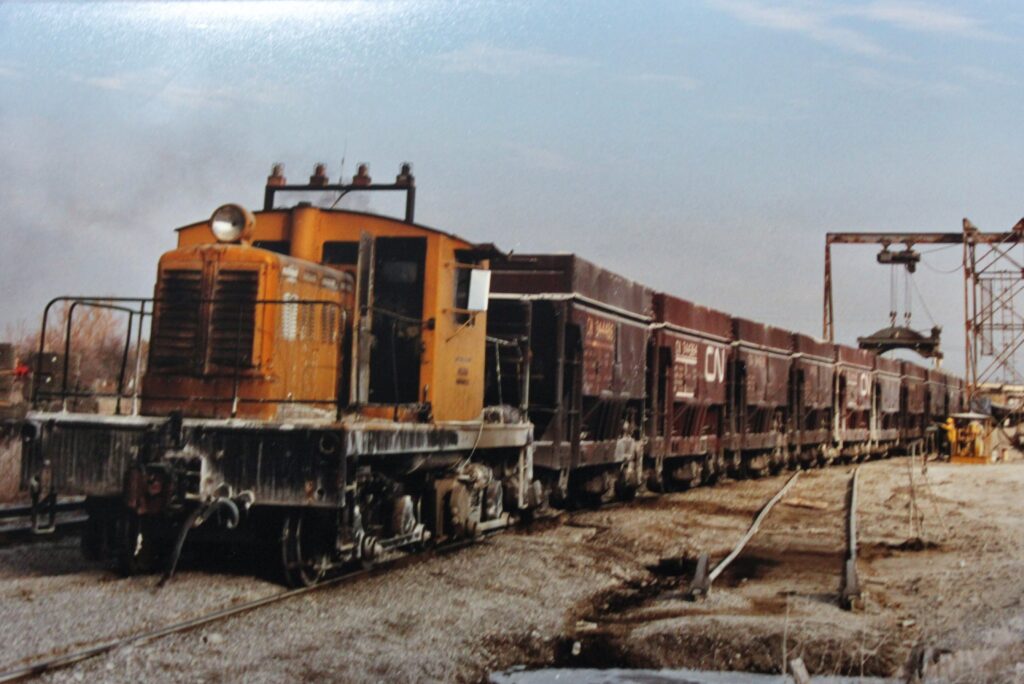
[210,204,255,243]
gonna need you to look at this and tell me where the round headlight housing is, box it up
[209,204,254,243]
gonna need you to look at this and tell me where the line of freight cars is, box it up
[17,167,964,585]
[486,253,964,504]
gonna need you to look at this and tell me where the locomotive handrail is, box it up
[263,179,416,223]
[35,296,153,411]
[31,296,347,418]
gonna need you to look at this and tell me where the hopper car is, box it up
[18,164,966,585]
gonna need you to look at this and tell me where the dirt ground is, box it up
[0,457,1021,682]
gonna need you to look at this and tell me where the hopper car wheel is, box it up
[280,511,333,587]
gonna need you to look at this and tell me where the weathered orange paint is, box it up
[141,243,351,421]
[174,207,487,422]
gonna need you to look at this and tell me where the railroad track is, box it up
[0,499,86,547]
[0,534,489,683]
[687,465,862,609]
[0,463,869,681]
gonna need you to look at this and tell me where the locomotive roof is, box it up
[175,206,497,252]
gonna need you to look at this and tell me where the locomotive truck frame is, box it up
[20,164,965,586]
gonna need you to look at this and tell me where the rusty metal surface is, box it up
[947,377,965,414]
[22,411,532,507]
[733,318,792,352]
[648,300,730,458]
[658,329,730,405]
[901,362,927,415]
[653,293,731,407]
[490,254,653,317]
[571,307,648,398]
[927,369,950,417]
[740,353,792,408]
[652,293,732,340]
[733,319,794,409]
[874,355,902,415]
[20,418,147,497]
[835,345,873,412]
[792,333,834,409]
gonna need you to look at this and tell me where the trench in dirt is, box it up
[489,499,943,680]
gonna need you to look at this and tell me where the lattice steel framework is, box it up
[823,218,1024,400]
[963,218,1024,391]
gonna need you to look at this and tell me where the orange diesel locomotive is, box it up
[22,165,535,586]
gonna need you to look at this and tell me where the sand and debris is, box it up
[0,458,1021,682]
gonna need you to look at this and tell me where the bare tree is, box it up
[9,302,145,395]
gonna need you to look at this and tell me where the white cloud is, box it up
[708,0,892,58]
[848,65,963,97]
[707,0,1000,59]
[628,72,701,91]
[843,2,1002,40]
[500,142,575,172]
[70,74,129,91]
[0,63,22,80]
[957,65,1016,86]
[432,42,594,77]
[67,69,285,108]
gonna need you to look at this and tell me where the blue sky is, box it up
[1,1,1022,373]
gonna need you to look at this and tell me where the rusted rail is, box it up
[0,535,485,683]
[0,499,84,521]
[0,517,86,547]
[687,466,864,610]
[687,470,802,598]
[0,499,87,547]
[839,466,862,610]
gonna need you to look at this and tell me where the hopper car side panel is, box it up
[791,334,834,462]
[726,319,794,471]
[874,356,902,443]
[648,293,732,486]
[835,345,874,452]
[488,253,651,502]
[900,362,928,441]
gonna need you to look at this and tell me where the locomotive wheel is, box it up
[280,511,333,587]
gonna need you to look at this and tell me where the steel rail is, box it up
[0,516,86,547]
[839,466,862,610]
[688,470,801,598]
[0,499,84,521]
[0,536,485,683]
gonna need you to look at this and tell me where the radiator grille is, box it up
[151,269,202,369]
[209,269,259,367]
